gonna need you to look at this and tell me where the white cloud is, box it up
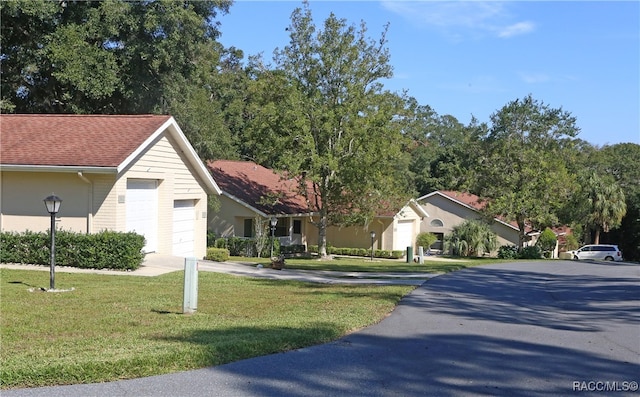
[518,72,551,84]
[380,1,535,40]
[497,21,535,38]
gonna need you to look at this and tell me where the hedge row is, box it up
[0,230,145,271]
[308,245,404,259]
[213,237,280,258]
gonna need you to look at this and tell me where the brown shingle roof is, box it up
[1,114,171,167]
[207,160,311,216]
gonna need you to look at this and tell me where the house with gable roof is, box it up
[416,190,528,254]
[0,114,220,258]
[207,160,428,252]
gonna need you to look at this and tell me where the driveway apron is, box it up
[4,260,639,397]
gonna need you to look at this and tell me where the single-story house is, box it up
[416,190,530,253]
[207,160,428,252]
[0,114,220,258]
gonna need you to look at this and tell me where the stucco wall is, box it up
[418,194,520,251]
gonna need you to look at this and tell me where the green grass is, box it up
[232,255,507,273]
[0,268,414,389]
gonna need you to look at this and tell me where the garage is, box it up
[126,179,158,253]
[173,200,196,257]
[396,219,414,251]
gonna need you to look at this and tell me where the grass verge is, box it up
[232,255,507,273]
[1,269,413,389]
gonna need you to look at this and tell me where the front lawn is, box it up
[0,269,413,389]
[232,255,506,273]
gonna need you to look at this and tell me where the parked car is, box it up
[568,244,623,261]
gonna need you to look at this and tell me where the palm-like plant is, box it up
[445,219,498,257]
[586,174,627,244]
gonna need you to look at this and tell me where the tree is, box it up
[589,143,640,260]
[445,219,498,257]
[475,95,581,248]
[584,174,627,244]
[1,0,231,114]
[245,3,411,257]
[536,228,557,258]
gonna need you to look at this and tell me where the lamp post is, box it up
[370,231,376,261]
[43,194,62,291]
[270,217,278,258]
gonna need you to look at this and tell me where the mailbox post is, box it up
[183,257,198,314]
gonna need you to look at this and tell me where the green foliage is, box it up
[519,245,543,259]
[214,237,279,258]
[306,245,403,259]
[563,234,580,251]
[536,228,558,255]
[474,95,580,248]
[416,232,437,249]
[245,3,411,256]
[497,245,519,259]
[445,219,498,257]
[0,230,144,270]
[205,247,230,262]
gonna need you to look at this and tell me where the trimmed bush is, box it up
[1,230,144,270]
[498,245,519,259]
[206,247,230,262]
[520,245,543,259]
[416,232,437,250]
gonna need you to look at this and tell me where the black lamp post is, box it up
[44,194,62,291]
[370,231,376,261]
[270,217,278,258]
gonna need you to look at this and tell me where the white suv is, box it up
[568,244,623,262]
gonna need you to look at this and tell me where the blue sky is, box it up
[217,1,639,146]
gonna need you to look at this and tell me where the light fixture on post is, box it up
[43,194,62,291]
[270,217,278,258]
[370,231,376,261]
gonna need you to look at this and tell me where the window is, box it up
[430,219,444,227]
[293,219,302,234]
[243,219,253,237]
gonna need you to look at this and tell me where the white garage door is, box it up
[173,200,195,257]
[126,179,158,253]
[396,220,414,251]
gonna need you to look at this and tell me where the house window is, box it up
[243,219,253,237]
[430,219,444,227]
[293,219,302,234]
[433,233,444,251]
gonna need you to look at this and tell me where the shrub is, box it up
[206,247,229,262]
[0,230,144,270]
[445,219,498,257]
[416,232,437,250]
[536,228,557,257]
[497,245,519,259]
[520,245,542,259]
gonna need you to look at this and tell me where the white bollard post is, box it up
[418,246,424,264]
[183,257,198,314]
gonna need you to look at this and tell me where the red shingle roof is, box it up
[207,160,311,216]
[1,114,171,167]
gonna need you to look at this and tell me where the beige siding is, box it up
[418,194,520,253]
[120,134,208,258]
[1,171,89,233]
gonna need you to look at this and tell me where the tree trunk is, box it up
[318,209,328,257]
[594,228,601,244]
[516,216,526,250]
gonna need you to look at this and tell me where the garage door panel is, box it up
[173,200,195,257]
[126,179,158,253]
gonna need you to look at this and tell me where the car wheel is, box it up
[604,256,614,261]
[573,255,579,260]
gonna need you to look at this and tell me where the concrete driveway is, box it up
[4,260,639,396]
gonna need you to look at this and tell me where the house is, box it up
[207,160,428,252]
[416,190,527,253]
[0,114,220,258]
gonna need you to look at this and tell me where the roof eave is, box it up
[117,116,222,195]
[0,164,117,174]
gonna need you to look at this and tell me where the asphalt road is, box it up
[4,260,639,397]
